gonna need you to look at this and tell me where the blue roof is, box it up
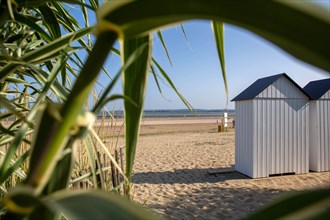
[231,73,310,101]
[303,78,330,100]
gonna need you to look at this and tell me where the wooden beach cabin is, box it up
[232,73,310,178]
[303,78,330,172]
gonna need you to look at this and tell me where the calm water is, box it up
[98,109,235,119]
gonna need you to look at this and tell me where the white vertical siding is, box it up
[309,90,330,171]
[235,100,254,177]
[252,99,309,177]
[235,76,310,178]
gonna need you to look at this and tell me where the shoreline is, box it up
[93,116,235,136]
[94,116,235,126]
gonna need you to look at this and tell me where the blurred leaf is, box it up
[14,13,52,42]
[26,103,62,191]
[15,0,95,10]
[0,150,30,186]
[3,187,40,216]
[42,140,74,195]
[4,77,29,85]
[38,5,61,40]
[0,96,32,126]
[99,0,330,72]
[246,188,330,220]
[42,190,164,220]
[28,57,70,101]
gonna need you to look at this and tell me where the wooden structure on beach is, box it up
[304,78,330,172]
[232,73,310,178]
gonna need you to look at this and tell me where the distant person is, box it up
[232,119,235,128]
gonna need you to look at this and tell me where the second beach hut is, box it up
[232,73,310,178]
[304,78,330,172]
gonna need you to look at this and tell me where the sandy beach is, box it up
[105,117,329,219]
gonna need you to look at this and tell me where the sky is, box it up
[92,1,330,111]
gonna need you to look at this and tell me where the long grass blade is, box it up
[152,58,192,110]
[157,31,172,66]
[121,34,152,196]
[211,20,228,102]
[150,65,162,94]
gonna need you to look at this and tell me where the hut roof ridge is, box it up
[303,78,330,100]
[231,73,310,101]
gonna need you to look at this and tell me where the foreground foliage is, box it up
[0,0,329,219]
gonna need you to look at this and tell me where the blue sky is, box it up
[92,2,330,111]
[103,21,329,110]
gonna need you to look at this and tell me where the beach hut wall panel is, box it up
[235,100,254,177]
[233,73,310,178]
[304,79,330,172]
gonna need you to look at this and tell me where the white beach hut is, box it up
[303,78,330,172]
[232,73,310,178]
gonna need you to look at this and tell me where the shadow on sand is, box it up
[132,166,250,184]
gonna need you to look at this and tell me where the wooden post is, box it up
[218,124,225,132]
[103,153,107,186]
[110,157,118,189]
[120,147,125,178]
[95,152,102,189]
[115,149,121,192]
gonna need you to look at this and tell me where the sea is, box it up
[98,109,235,119]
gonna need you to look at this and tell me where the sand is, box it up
[106,117,329,220]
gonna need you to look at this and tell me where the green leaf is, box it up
[122,34,153,195]
[3,187,40,216]
[51,2,80,31]
[42,190,164,220]
[26,103,63,190]
[4,77,29,85]
[246,188,330,220]
[42,139,74,195]
[39,5,61,40]
[150,65,162,94]
[180,24,189,42]
[99,0,330,72]
[211,20,228,98]
[0,26,93,81]
[23,31,117,194]
[157,31,172,66]
[27,63,69,102]
[0,150,29,185]
[98,94,137,109]
[152,58,192,110]
[93,41,148,113]
[15,13,52,42]
[16,0,95,10]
